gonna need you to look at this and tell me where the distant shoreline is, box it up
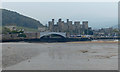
[1,40,119,44]
[66,40,119,44]
[1,37,119,43]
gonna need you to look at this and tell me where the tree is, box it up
[2,27,11,34]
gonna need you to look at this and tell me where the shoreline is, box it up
[1,37,119,43]
[66,40,119,44]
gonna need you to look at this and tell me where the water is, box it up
[2,41,118,70]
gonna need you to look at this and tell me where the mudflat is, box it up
[2,41,118,70]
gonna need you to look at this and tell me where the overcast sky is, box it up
[3,2,118,29]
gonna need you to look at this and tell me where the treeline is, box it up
[1,9,43,29]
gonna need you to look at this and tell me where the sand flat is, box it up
[2,41,118,70]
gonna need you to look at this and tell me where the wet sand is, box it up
[2,41,118,70]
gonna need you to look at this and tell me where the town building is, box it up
[5,25,17,31]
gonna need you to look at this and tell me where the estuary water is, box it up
[2,41,118,70]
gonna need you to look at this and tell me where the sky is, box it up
[1,0,119,2]
[2,2,118,29]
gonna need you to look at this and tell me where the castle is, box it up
[48,18,93,35]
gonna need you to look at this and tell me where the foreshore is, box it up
[2,41,118,70]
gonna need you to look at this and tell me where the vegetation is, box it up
[2,27,11,34]
[2,26,23,34]
[2,26,40,34]
[113,29,119,33]
[18,33,26,38]
[1,9,43,29]
[16,26,39,32]
[11,30,24,34]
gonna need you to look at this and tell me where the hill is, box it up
[1,9,43,29]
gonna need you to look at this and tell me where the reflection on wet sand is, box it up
[2,41,118,70]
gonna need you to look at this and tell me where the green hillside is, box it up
[1,9,43,29]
